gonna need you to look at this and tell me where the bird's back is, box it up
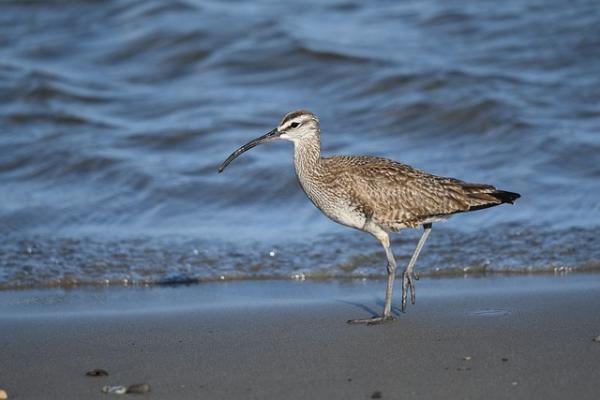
[306,155,519,231]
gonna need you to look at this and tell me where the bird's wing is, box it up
[326,156,502,228]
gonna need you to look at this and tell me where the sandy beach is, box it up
[1,274,599,399]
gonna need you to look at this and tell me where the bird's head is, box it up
[218,110,319,173]
[276,110,320,142]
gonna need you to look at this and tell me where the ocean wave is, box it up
[1,226,598,290]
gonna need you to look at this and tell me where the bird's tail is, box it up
[488,190,521,204]
[458,183,521,211]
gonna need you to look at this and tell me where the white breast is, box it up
[301,181,367,230]
[322,202,367,230]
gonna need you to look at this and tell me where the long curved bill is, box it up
[218,128,282,173]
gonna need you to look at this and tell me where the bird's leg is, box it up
[402,223,432,312]
[348,230,397,325]
[382,242,397,319]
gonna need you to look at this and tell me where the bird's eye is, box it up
[290,122,300,128]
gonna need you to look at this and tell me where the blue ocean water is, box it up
[1,0,599,288]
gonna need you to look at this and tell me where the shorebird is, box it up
[218,110,520,324]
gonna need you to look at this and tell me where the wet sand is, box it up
[1,275,599,399]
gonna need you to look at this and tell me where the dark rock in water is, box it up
[371,390,382,399]
[126,383,150,394]
[86,369,109,377]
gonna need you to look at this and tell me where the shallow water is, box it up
[1,0,599,289]
[2,274,598,318]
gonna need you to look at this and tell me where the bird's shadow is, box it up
[338,299,402,318]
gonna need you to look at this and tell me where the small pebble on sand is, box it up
[463,356,471,361]
[127,383,150,394]
[502,358,509,362]
[102,385,127,395]
[0,389,7,400]
[86,369,109,377]
[511,381,518,386]
[593,335,600,343]
[371,390,382,399]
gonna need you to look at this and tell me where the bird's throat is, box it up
[293,135,322,178]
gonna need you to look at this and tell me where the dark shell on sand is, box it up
[85,369,109,377]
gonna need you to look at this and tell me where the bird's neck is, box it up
[293,134,321,176]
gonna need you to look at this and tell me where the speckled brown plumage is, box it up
[290,125,518,233]
[315,155,517,230]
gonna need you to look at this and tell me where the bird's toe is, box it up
[402,271,418,311]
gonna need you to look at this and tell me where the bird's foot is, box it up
[347,315,394,325]
[402,270,418,312]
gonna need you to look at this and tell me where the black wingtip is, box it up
[466,190,521,212]
[495,190,521,204]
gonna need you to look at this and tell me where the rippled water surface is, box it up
[1,0,599,288]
